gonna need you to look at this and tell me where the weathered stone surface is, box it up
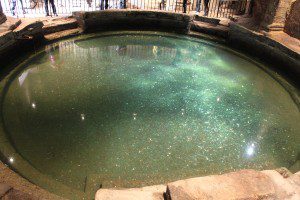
[191,20,229,38]
[0,183,11,197]
[284,0,300,39]
[95,185,166,200]
[262,170,300,200]
[43,17,78,35]
[166,170,276,200]
[13,21,44,39]
[94,170,300,200]
[253,0,294,31]
[44,28,81,42]
[0,20,45,65]
[194,15,220,25]
[73,10,194,33]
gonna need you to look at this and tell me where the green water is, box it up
[0,32,299,194]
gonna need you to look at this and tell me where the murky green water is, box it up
[0,32,299,195]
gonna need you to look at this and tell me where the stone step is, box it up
[194,15,220,25]
[42,18,79,35]
[191,20,229,38]
[95,185,166,200]
[44,28,82,42]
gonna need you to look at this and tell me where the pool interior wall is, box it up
[0,31,299,199]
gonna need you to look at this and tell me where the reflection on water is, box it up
[1,33,299,193]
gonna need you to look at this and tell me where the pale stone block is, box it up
[262,170,300,200]
[95,185,166,200]
[166,169,276,200]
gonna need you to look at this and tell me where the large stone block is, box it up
[13,21,44,39]
[95,185,166,200]
[166,170,276,200]
[73,10,194,33]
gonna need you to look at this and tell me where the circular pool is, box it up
[0,32,299,197]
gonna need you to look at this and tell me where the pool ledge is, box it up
[1,165,299,200]
[94,169,300,200]
[72,9,194,33]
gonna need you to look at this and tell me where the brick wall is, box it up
[284,0,300,39]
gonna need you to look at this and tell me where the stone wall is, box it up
[284,0,300,39]
[73,10,194,33]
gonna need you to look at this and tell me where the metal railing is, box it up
[1,0,250,18]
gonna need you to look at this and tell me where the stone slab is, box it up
[289,171,300,187]
[194,15,220,25]
[95,185,166,200]
[44,28,81,41]
[42,17,78,35]
[166,169,276,200]
[73,10,194,33]
[13,20,44,39]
